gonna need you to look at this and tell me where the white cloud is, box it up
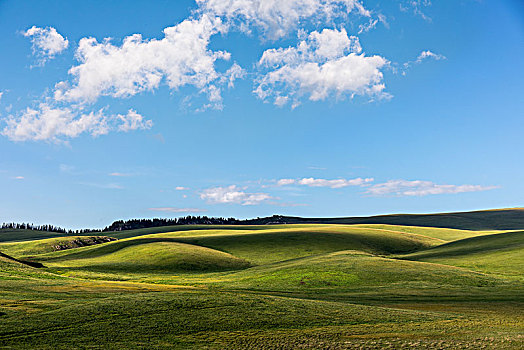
[24,26,69,64]
[400,0,432,22]
[402,50,446,72]
[2,103,108,142]
[79,182,123,190]
[54,15,239,108]
[117,109,153,132]
[148,207,207,213]
[416,50,446,63]
[366,179,497,197]
[1,104,152,142]
[299,177,373,188]
[175,186,189,190]
[255,28,388,107]
[12,176,24,180]
[221,63,246,88]
[197,0,369,40]
[0,92,3,101]
[277,177,373,188]
[277,179,296,186]
[358,18,378,34]
[358,13,387,34]
[200,185,273,205]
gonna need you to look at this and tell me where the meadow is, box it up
[0,215,523,349]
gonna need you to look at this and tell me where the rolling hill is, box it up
[399,230,524,280]
[245,208,524,231]
[0,210,522,349]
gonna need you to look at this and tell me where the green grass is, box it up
[0,229,63,243]
[315,207,524,230]
[0,235,116,257]
[20,225,442,265]
[46,241,250,273]
[106,224,321,240]
[349,224,502,241]
[0,223,522,349]
[399,231,524,280]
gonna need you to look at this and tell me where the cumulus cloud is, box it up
[366,180,497,197]
[149,207,207,213]
[197,0,369,39]
[255,28,388,107]
[53,15,241,108]
[1,104,152,142]
[200,185,273,205]
[24,26,69,64]
[277,177,373,188]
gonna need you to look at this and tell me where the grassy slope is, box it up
[0,229,63,243]
[349,224,501,241]
[30,226,443,267]
[0,257,521,349]
[399,231,524,280]
[0,236,116,257]
[0,286,472,350]
[50,241,251,273]
[106,224,322,240]
[0,223,522,349]
[29,226,522,304]
[295,208,524,230]
[209,250,504,291]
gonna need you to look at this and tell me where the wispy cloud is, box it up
[109,172,132,177]
[277,177,373,188]
[366,180,497,197]
[416,50,446,63]
[400,0,432,22]
[200,185,273,205]
[402,50,446,73]
[148,207,207,213]
[175,186,189,190]
[12,176,25,180]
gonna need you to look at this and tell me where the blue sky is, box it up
[0,0,523,229]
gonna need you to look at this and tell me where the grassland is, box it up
[0,221,522,349]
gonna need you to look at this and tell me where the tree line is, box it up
[103,216,240,231]
[1,222,101,235]
[0,215,289,234]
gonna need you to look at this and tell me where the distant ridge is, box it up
[250,208,524,231]
[2,208,524,235]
